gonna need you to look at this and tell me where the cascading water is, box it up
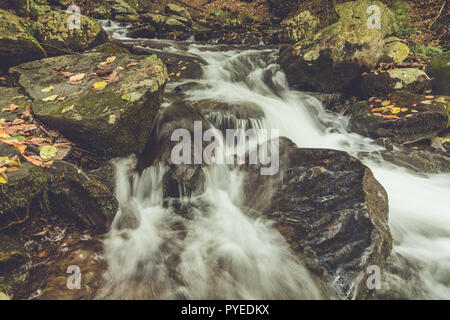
[100,24,450,299]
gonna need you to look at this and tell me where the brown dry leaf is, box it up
[22,154,53,168]
[0,167,7,175]
[127,61,139,67]
[381,101,390,107]
[9,104,19,112]
[69,73,86,83]
[373,113,383,117]
[6,167,19,172]
[104,70,122,84]
[94,69,112,77]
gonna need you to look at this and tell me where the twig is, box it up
[429,0,446,29]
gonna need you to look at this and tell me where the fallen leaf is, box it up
[9,104,19,111]
[121,93,131,102]
[93,81,107,90]
[42,95,59,102]
[39,145,58,160]
[127,61,139,67]
[0,175,7,184]
[69,73,86,83]
[41,85,54,92]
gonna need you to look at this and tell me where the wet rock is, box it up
[0,144,47,230]
[87,42,131,55]
[0,88,29,122]
[0,233,28,275]
[279,11,319,44]
[379,149,450,174]
[128,25,156,39]
[0,9,46,71]
[279,0,392,92]
[304,92,350,114]
[360,68,431,98]
[427,51,450,96]
[11,51,168,158]
[35,11,108,56]
[137,102,211,199]
[349,92,448,144]
[382,37,410,64]
[0,151,118,230]
[47,161,118,230]
[240,137,392,299]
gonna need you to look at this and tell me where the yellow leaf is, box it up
[42,95,59,102]
[0,175,7,184]
[93,81,107,90]
[41,85,54,92]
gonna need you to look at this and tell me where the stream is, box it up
[98,21,450,300]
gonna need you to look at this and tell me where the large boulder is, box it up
[427,51,450,96]
[11,52,168,158]
[349,92,448,144]
[279,0,392,92]
[90,0,139,22]
[0,144,118,231]
[241,138,392,299]
[360,68,431,98]
[35,11,108,55]
[279,11,319,44]
[0,9,46,71]
[165,3,192,21]
[136,102,211,199]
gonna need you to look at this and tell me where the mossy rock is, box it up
[382,37,410,64]
[35,11,108,56]
[89,0,138,22]
[46,161,118,229]
[0,88,30,122]
[349,92,448,144]
[165,3,191,21]
[279,11,319,44]
[0,150,118,230]
[427,51,450,96]
[279,0,392,92]
[360,68,431,98]
[11,52,168,158]
[0,9,47,71]
[0,144,48,230]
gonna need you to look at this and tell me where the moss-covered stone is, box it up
[0,144,48,229]
[382,36,410,64]
[0,9,46,71]
[0,150,118,230]
[279,11,319,44]
[427,51,450,96]
[279,0,392,92]
[46,161,118,229]
[349,92,448,144]
[11,52,168,158]
[89,0,138,22]
[360,68,431,98]
[35,11,108,56]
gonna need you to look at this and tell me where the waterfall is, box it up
[99,28,450,299]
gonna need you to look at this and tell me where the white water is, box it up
[99,27,450,299]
